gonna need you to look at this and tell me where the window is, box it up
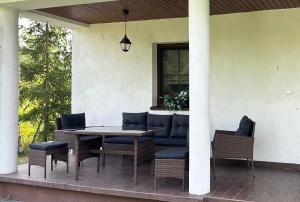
[157,43,189,106]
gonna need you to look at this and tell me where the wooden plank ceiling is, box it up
[39,0,300,24]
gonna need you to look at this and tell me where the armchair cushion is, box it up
[122,112,147,130]
[79,136,100,143]
[147,114,172,137]
[236,116,253,137]
[61,113,86,130]
[170,114,189,138]
[155,147,189,159]
[29,142,68,151]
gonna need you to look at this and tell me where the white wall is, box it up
[72,18,188,126]
[210,9,300,164]
[72,8,300,164]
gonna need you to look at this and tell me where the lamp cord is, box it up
[124,12,127,35]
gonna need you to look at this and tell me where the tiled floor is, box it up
[0,154,299,202]
[1,155,201,202]
[207,164,300,202]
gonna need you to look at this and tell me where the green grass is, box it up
[19,121,35,153]
[18,120,34,165]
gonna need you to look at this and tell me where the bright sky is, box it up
[19,17,32,28]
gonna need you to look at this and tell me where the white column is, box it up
[0,7,19,174]
[189,0,210,195]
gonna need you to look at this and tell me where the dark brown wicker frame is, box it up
[28,147,68,178]
[212,122,256,178]
[102,136,155,184]
[154,158,186,191]
[54,118,101,165]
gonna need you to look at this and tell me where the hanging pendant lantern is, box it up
[120,9,132,52]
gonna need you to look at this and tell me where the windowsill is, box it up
[150,106,189,111]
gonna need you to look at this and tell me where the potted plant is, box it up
[162,91,189,111]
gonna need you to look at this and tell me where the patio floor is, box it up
[0,154,299,202]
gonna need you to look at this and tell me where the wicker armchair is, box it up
[212,117,256,177]
[54,114,101,167]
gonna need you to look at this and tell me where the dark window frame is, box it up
[157,43,189,106]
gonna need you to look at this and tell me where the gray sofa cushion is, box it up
[147,114,172,137]
[236,116,253,137]
[104,137,152,144]
[29,142,68,151]
[155,147,189,159]
[61,113,86,130]
[122,112,147,130]
[154,137,187,147]
[170,114,189,138]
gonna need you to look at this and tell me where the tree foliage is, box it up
[19,20,71,142]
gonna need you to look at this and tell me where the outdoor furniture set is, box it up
[28,112,189,187]
[28,112,255,191]
[100,112,190,188]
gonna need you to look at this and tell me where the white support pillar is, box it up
[189,0,210,195]
[0,7,19,174]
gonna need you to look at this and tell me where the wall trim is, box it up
[215,159,300,171]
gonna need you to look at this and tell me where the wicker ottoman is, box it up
[28,141,69,178]
[154,147,188,191]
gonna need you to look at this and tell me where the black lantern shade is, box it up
[120,9,132,52]
[120,34,132,52]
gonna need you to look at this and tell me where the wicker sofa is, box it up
[103,112,189,153]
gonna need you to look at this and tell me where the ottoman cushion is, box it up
[155,147,189,159]
[29,142,68,151]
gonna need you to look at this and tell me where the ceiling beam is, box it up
[0,0,116,11]
[20,10,89,29]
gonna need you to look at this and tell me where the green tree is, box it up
[19,20,71,143]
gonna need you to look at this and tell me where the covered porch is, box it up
[1,0,300,201]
